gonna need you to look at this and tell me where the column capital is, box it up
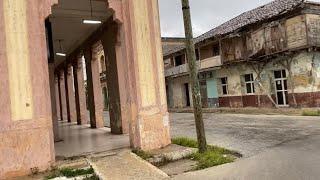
[107,0,124,23]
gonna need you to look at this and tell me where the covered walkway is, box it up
[0,0,171,178]
[55,121,129,158]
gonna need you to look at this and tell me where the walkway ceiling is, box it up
[49,0,112,66]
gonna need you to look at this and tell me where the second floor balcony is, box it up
[165,55,222,77]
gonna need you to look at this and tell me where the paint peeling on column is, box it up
[163,114,169,127]
[4,0,33,121]
[133,0,156,107]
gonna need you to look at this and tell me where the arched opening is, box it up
[102,86,109,111]
[100,55,106,73]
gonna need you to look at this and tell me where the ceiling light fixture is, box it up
[83,20,102,24]
[83,0,102,24]
[56,40,66,57]
[56,52,66,57]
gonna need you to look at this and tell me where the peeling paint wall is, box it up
[215,51,320,107]
[166,76,193,108]
[164,11,320,109]
[166,51,320,108]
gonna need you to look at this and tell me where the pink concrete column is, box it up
[57,74,64,120]
[73,56,88,125]
[0,0,56,178]
[107,0,171,150]
[92,45,105,128]
[101,25,129,134]
[63,67,71,122]
[49,63,60,142]
[59,71,68,121]
[84,47,104,128]
[66,66,76,122]
[55,76,61,121]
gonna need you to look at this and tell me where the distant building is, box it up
[163,0,320,109]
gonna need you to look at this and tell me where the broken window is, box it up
[195,49,200,60]
[174,55,183,66]
[212,44,220,56]
[221,77,228,95]
[244,73,255,94]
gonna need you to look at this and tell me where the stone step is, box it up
[88,149,169,180]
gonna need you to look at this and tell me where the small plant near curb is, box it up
[132,149,153,160]
[172,137,198,148]
[172,137,242,170]
[302,110,320,116]
[83,174,100,180]
[45,167,95,179]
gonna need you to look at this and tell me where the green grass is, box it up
[132,149,153,160]
[45,167,95,179]
[60,168,94,177]
[172,137,242,170]
[172,137,198,148]
[302,110,320,116]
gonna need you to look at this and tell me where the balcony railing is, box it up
[165,63,189,77]
[164,56,221,77]
[200,56,221,70]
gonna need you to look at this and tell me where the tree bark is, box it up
[278,57,297,107]
[250,62,278,108]
[181,0,207,153]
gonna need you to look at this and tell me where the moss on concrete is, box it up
[132,149,153,160]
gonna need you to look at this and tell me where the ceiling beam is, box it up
[51,8,108,18]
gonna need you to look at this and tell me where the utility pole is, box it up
[181,0,207,153]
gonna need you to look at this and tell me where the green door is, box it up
[206,78,219,107]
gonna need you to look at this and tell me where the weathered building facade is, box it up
[164,0,320,109]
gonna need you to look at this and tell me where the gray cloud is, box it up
[159,0,273,37]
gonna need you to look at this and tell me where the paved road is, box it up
[173,134,320,180]
[169,113,320,180]
[170,113,320,157]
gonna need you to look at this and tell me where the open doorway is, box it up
[184,83,191,107]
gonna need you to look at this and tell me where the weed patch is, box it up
[302,110,320,116]
[132,149,153,160]
[45,167,94,179]
[172,137,198,148]
[172,137,241,170]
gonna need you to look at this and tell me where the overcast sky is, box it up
[158,0,274,37]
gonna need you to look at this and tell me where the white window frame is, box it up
[274,70,289,106]
[221,77,228,95]
[244,73,255,95]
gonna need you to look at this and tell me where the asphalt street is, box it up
[169,113,320,180]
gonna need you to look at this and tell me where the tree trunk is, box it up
[181,0,207,153]
[250,63,278,108]
[279,58,297,107]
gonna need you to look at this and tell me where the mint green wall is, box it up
[207,78,218,98]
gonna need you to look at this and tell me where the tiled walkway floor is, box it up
[55,121,130,158]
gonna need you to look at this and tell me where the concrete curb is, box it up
[149,147,197,166]
[130,152,169,178]
[87,159,105,180]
